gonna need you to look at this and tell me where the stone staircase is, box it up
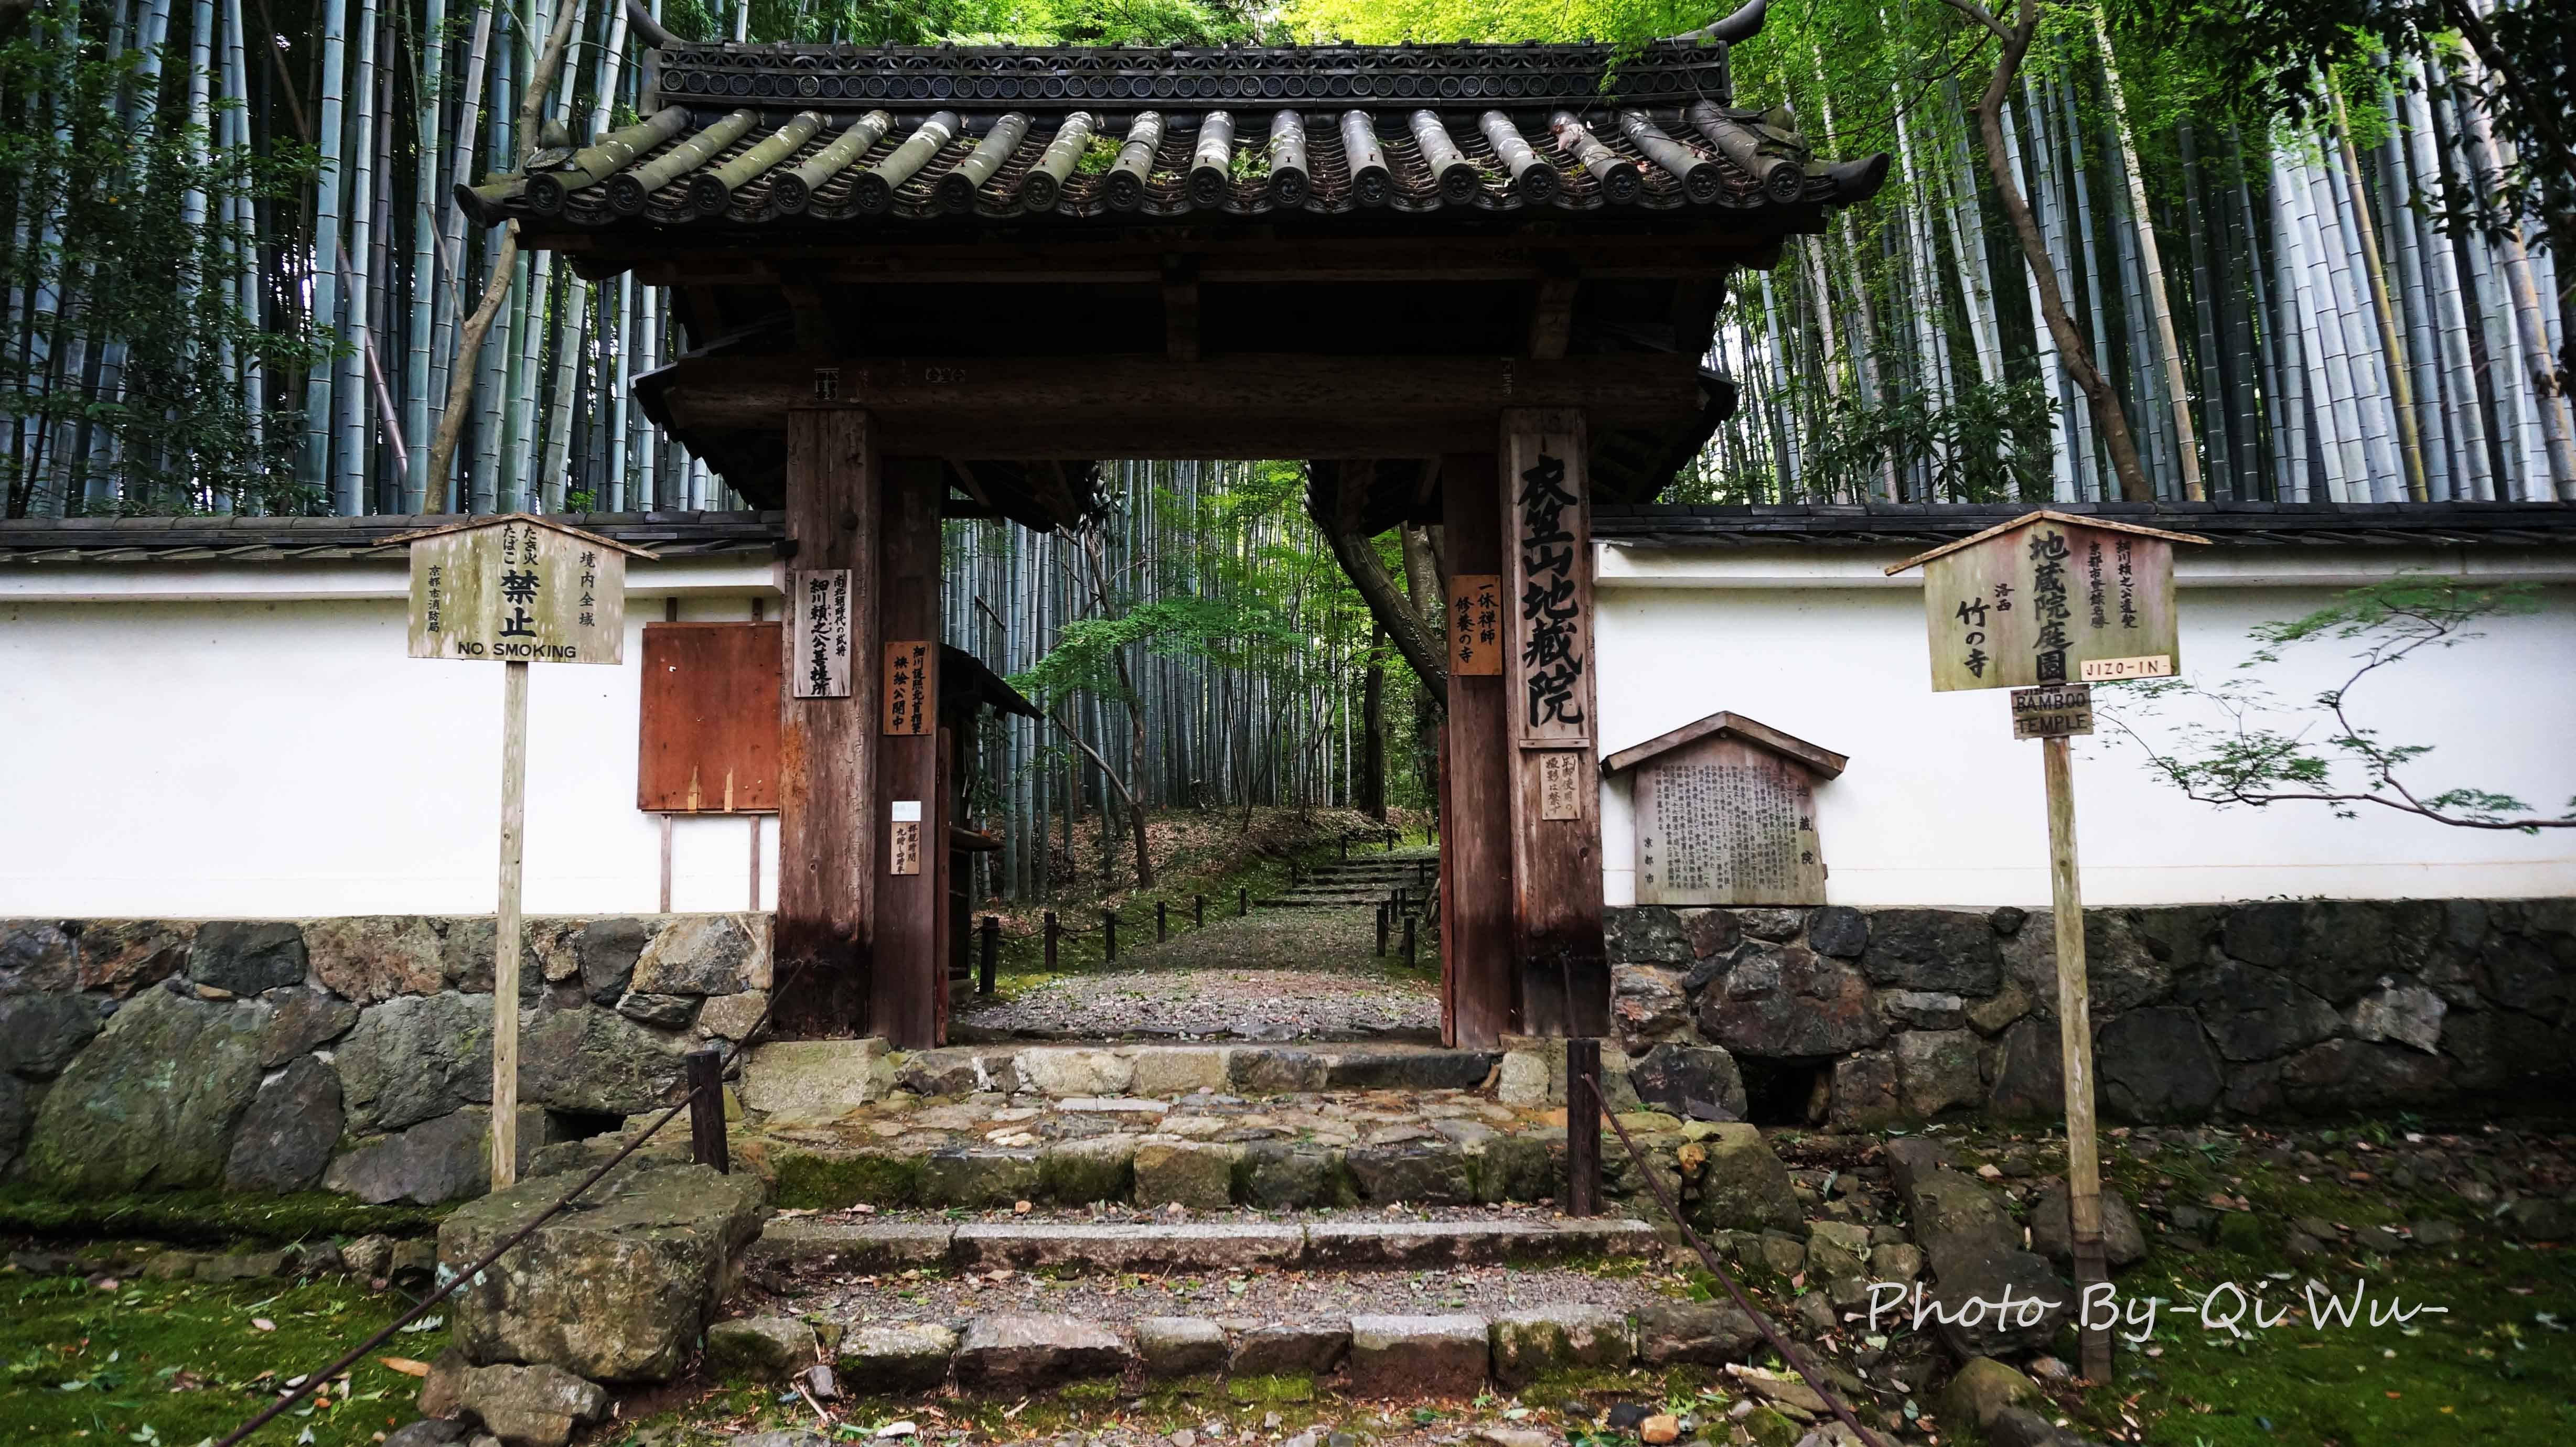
[1255,846,1440,909]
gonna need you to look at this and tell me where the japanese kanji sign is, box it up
[1892,510,2198,692]
[1604,712,1844,910]
[883,640,933,736]
[1447,574,1504,676]
[789,568,853,699]
[403,515,637,664]
[1504,426,1592,742]
[889,800,922,877]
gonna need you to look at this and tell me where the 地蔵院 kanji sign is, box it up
[405,514,636,664]
[1898,510,2194,692]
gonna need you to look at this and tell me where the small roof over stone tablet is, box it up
[1602,710,1846,779]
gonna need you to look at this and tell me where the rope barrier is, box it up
[211,956,813,1446]
[1573,1070,1891,1447]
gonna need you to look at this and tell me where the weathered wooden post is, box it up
[1238,886,1249,916]
[686,1048,729,1173]
[979,915,999,996]
[1402,912,1416,968]
[1193,893,1205,926]
[1564,1038,1602,1216]
[1889,510,2205,1386]
[1339,836,1349,861]
[1442,452,1511,1049]
[1156,900,1168,942]
[1044,911,1059,971]
[1376,902,1389,956]
[396,515,649,1191]
[1103,911,1118,962]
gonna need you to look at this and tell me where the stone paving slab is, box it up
[748,1216,1661,1275]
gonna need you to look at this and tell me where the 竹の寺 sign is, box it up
[1887,510,2204,692]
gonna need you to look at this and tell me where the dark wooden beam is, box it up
[1162,257,1201,362]
[1500,409,1608,1038]
[563,231,1795,287]
[1442,452,1513,1050]
[1527,258,1579,361]
[875,456,945,1049]
[654,354,1710,458]
[774,410,879,1038]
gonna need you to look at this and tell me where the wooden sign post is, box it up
[394,514,653,1191]
[1890,511,2205,1385]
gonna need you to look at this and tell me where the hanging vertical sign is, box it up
[883,640,933,735]
[1446,574,1503,676]
[1891,510,2205,1386]
[391,514,654,1193]
[1507,438,1592,744]
[789,568,852,698]
[889,800,923,876]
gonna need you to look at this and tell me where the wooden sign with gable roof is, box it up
[1603,711,1848,908]
[1888,509,2205,692]
[394,513,656,665]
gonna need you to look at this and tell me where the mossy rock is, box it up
[1227,1373,1316,1403]
[769,1149,922,1210]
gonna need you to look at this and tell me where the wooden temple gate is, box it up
[469,1,1888,1048]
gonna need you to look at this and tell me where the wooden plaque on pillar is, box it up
[874,458,946,1048]
[1441,455,1514,1050]
[1500,411,1608,1037]
[775,412,879,1038]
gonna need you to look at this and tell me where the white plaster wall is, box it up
[1594,544,2576,907]
[0,560,783,917]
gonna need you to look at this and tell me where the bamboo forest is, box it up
[2,0,2569,899]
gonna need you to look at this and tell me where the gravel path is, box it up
[955,907,1439,1040]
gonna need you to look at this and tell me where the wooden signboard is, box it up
[1890,509,2206,1386]
[638,622,782,813]
[406,514,632,664]
[789,567,853,698]
[1603,712,1847,909]
[890,800,923,876]
[1894,510,2198,692]
[883,640,933,735]
[2009,683,2095,740]
[391,514,653,1194]
[1446,574,1503,677]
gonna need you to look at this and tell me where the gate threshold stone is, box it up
[750,1215,1659,1275]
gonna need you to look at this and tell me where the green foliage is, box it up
[1799,379,2060,504]
[0,1272,448,1445]
[1278,0,1706,46]
[1013,595,1301,709]
[2100,575,2575,830]
[669,0,1265,46]
[1,0,333,517]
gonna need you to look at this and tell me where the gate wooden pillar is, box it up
[1440,452,1514,1049]
[1499,409,1609,1035]
[775,409,880,1036]
[875,457,946,1048]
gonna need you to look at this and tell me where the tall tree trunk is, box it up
[2091,4,2204,499]
[1360,625,1387,821]
[1939,0,2156,501]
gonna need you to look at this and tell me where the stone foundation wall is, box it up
[1604,898,2576,1126]
[0,913,770,1204]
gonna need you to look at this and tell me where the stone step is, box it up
[752,1214,1662,1275]
[893,1042,1496,1099]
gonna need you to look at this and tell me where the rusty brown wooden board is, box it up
[874,457,947,1049]
[1441,453,1515,1051]
[1445,573,1504,677]
[1501,411,1608,1038]
[883,639,934,735]
[638,622,783,813]
[774,410,880,1038]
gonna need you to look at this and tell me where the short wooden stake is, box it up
[1156,900,1168,942]
[2045,734,2112,1383]
[1401,912,1416,968]
[656,812,674,914]
[1376,902,1389,956]
[1564,1038,1602,1217]
[1238,886,1248,916]
[1044,912,1059,971]
[1193,893,1205,926]
[1104,911,1118,962]
[1339,836,1349,860]
[492,659,529,1191]
[979,915,999,997]
[686,1048,728,1173]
